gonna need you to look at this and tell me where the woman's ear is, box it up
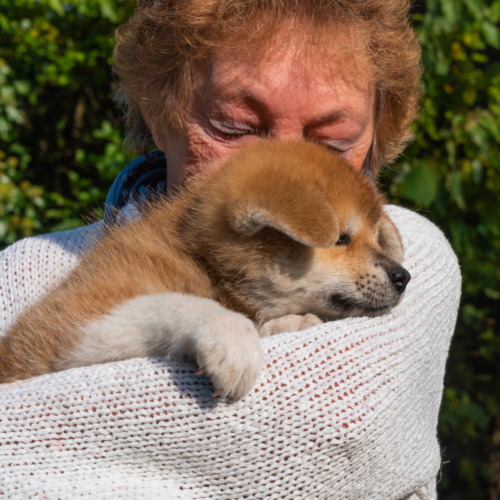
[142,114,168,153]
[142,111,184,194]
[377,216,404,262]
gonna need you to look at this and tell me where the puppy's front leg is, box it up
[60,294,265,401]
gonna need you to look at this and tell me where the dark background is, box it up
[0,0,499,497]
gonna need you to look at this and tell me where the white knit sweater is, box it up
[0,205,460,500]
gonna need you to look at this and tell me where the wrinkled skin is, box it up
[143,28,376,192]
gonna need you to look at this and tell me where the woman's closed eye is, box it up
[219,127,256,140]
[307,136,350,155]
[208,118,260,141]
[322,143,346,154]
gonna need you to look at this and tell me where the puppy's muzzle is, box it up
[389,267,411,294]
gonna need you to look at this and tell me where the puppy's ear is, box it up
[229,186,339,248]
[377,216,404,262]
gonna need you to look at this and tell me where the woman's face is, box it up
[147,31,376,192]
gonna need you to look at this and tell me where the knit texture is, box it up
[0,206,460,499]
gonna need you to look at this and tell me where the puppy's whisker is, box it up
[344,266,363,278]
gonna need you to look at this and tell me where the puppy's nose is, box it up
[389,267,411,294]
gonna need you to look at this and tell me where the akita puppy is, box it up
[0,141,410,400]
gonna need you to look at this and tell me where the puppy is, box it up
[0,141,410,400]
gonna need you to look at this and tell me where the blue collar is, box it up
[104,150,166,224]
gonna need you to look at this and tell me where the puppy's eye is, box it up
[336,234,351,246]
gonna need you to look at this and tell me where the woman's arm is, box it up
[0,206,460,499]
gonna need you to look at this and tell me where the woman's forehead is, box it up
[209,51,372,93]
[198,23,373,95]
[196,41,375,119]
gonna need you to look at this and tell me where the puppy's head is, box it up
[190,140,410,324]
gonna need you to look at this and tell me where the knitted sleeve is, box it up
[0,206,460,500]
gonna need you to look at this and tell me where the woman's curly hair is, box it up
[113,0,422,174]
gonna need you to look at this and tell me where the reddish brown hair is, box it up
[113,0,422,173]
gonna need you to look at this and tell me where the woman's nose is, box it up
[267,124,305,142]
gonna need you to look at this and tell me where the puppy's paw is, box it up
[195,310,264,401]
[258,313,323,337]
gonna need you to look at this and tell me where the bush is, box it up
[0,0,499,497]
[380,2,500,497]
[0,0,135,243]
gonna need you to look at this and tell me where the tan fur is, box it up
[0,141,409,396]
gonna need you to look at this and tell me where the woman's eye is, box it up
[210,120,257,140]
[326,145,342,153]
[220,129,253,140]
[336,234,351,246]
[307,137,349,155]
[321,143,349,155]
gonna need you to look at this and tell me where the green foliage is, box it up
[0,0,135,244]
[0,0,499,497]
[380,0,500,497]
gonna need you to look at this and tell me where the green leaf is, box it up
[464,0,485,20]
[97,0,118,22]
[448,171,466,209]
[48,218,82,232]
[441,0,460,24]
[481,21,500,48]
[47,0,65,16]
[485,288,500,300]
[399,163,440,207]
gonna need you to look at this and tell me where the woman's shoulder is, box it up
[0,222,104,332]
[386,204,458,253]
[2,221,104,258]
[386,205,460,280]
[386,204,461,303]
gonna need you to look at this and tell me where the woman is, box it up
[0,1,460,498]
